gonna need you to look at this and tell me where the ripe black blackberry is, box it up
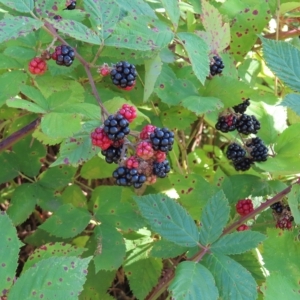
[150,128,174,153]
[270,202,283,214]
[233,99,250,114]
[52,45,75,67]
[101,146,122,164]
[210,56,225,76]
[226,143,246,161]
[153,160,171,178]
[233,157,253,171]
[246,137,268,162]
[215,115,237,133]
[103,114,130,141]
[110,61,137,88]
[112,167,146,189]
[65,1,76,10]
[236,114,260,135]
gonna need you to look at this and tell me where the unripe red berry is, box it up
[236,199,254,216]
[28,57,47,75]
[126,156,139,169]
[155,151,166,163]
[136,141,154,160]
[118,104,137,123]
[236,224,249,231]
[98,63,111,76]
[91,127,113,150]
[140,124,157,140]
[276,217,293,230]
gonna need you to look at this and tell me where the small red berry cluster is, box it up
[91,104,174,188]
[270,201,294,230]
[235,199,254,231]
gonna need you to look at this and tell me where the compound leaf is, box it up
[199,190,230,246]
[151,239,188,259]
[8,256,92,300]
[169,261,219,300]
[160,0,180,30]
[115,0,157,18]
[0,212,23,297]
[134,194,199,247]
[0,0,34,12]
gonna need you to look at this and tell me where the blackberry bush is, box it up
[110,61,137,89]
[215,115,237,132]
[210,56,225,76]
[103,114,130,141]
[233,99,250,114]
[150,128,174,152]
[236,114,260,135]
[226,143,246,161]
[52,45,75,67]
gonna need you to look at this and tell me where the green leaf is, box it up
[143,54,163,102]
[287,185,300,225]
[160,0,180,30]
[281,94,300,116]
[35,0,66,17]
[275,123,300,155]
[41,112,82,139]
[0,0,34,12]
[6,98,47,114]
[92,224,126,272]
[51,133,98,167]
[134,194,199,247]
[92,186,146,231]
[4,46,36,61]
[199,190,230,246]
[0,17,43,44]
[262,37,300,91]
[0,71,28,107]
[62,185,87,209]
[7,184,37,226]
[115,0,157,18]
[124,257,162,300]
[168,174,217,219]
[0,212,23,296]
[48,19,102,45]
[83,0,120,39]
[177,32,209,85]
[263,228,300,285]
[181,96,224,115]
[151,239,188,259]
[19,85,48,110]
[261,273,299,300]
[39,204,91,238]
[197,0,230,53]
[203,253,257,300]
[169,261,219,300]
[211,231,266,255]
[8,256,92,300]
[23,242,86,273]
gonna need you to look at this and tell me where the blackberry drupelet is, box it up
[210,56,225,76]
[65,1,76,10]
[110,61,137,88]
[236,114,260,135]
[226,143,246,161]
[150,128,174,153]
[270,202,283,214]
[112,167,146,189]
[101,146,122,164]
[233,157,253,171]
[246,137,268,162]
[233,99,250,114]
[103,114,130,141]
[153,160,171,178]
[215,115,237,133]
[52,45,75,67]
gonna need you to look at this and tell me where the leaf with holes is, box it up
[199,190,230,246]
[0,17,43,44]
[83,0,120,40]
[177,32,209,85]
[0,212,23,297]
[8,256,92,300]
[203,253,257,300]
[169,261,219,300]
[39,204,91,238]
[114,0,157,18]
[23,242,86,273]
[196,0,230,53]
[35,0,67,17]
[134,194,199,247]
[91,224,126,272]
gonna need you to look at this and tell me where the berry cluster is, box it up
[110,61,137,90]
[210,56,225,76]
[216,99,269,172]
[28,57,47,75]
[90,104,173,189]
[51,45,75,67]
[270,201,294,230]
[236,199,254,216]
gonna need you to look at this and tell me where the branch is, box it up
[0,118,40,153]
[258,29,300,44]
